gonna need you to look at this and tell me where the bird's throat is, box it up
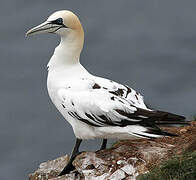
[47,34,84,70]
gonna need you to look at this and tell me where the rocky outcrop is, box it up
[29,121,196,180]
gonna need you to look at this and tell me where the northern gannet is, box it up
[26,10,187,175]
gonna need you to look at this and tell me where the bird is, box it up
[26,10,187,176]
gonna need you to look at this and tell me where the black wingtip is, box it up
[156,121,190,127]
[166,113,186,121]
[155,110,186,121]
[160,131,179,137]
[153,110,189,127]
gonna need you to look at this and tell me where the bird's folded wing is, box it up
[57,88,147,127]
[57,87,186,128]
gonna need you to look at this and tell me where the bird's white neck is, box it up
[47,30,84,71]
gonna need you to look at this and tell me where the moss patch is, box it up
[138,151,196,180]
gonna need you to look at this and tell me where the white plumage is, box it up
[26,10,185,140]
[26,10,186,175]
[53,75,150,139]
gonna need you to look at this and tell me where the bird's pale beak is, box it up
[26,21,62,37]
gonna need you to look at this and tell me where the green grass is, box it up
[137,151,196,180]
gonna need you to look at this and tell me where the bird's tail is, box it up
[129,109,189,138]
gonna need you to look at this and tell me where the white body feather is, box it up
[47,43,159,140]
[26,10,185,144]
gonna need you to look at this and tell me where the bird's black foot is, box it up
[99,139,107,150]
[58,138,82,176]
[58,152,81,176]
[58,138,107,176]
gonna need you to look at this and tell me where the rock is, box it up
[29,121,196,180]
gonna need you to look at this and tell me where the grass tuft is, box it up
[138,151,196,180]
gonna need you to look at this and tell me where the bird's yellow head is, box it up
[26,10,84,39]
[26,10,85,58]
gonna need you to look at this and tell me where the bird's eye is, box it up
[52,18,63,25]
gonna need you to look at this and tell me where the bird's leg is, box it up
[100,139,107,150]
[58,138,82,176]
